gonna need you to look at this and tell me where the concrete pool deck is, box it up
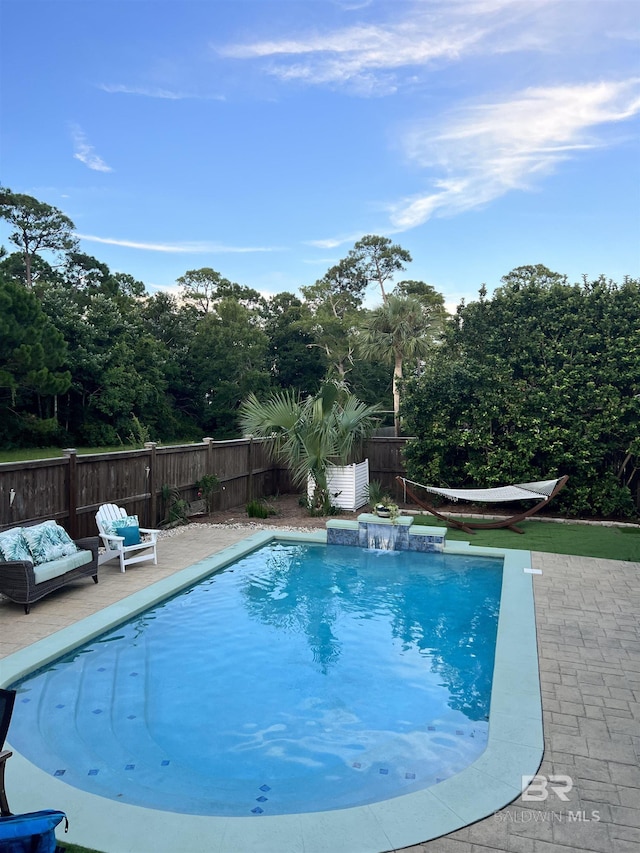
[1,525,638,853]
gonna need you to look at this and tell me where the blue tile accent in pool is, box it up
[54,770,65,777]
[259,784,271,792]
[88,769,99,776]
[407,531,446,552]
[251,807,264,814]
[324,526,359,547]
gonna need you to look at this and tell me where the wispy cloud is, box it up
[331,0,375,10]
[301,256,341,265]
[99,83,225,101]
[390,78,640,229]
[75,233,278,253]
[217,0,548,94]
[305,227,389,250]
[71,125,112,172]
[220,25,479,96]
[306,235,354,250]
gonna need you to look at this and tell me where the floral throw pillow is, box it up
[0,527,33,563]
[23,521,79,566]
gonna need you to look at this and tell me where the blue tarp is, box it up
[0,810,67,853]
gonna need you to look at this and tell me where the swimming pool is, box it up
[2,530,543,853]
[7,542,502,816]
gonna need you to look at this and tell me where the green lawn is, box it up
[0,446,135,463]
[411,513,640,561]
[0,441,199,464]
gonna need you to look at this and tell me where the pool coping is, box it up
[1,531,543,853]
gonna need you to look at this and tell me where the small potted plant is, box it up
[374,497,399,522]
[366,482,399,521]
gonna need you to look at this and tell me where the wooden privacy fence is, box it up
[0,437,411,537]
[365,437,413,498]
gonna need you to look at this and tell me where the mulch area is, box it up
[190,492,510,530]
[190,493,364,530]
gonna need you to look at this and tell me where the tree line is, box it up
[0,188,444,447]
[1,188,637,516]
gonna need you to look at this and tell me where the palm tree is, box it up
[239,381,381,514]
[358,294,439,437]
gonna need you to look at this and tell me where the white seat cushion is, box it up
[33,549,93,584]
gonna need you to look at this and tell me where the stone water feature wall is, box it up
[326,513,447,552]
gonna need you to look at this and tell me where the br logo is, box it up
[522,774,573,802]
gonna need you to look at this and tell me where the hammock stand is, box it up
[396,475,569,534]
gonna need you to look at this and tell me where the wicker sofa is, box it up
[0,523,99,615]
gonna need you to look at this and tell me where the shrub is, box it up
[127,415,151,448]
[246,499,270,519]
[365,480,385,508]
[160,484,189,527]
[196,473,220,513]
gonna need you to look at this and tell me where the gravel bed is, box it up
[155,521,316,540]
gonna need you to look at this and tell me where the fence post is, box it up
[203,437,214,476]
[144,442,157,527]
[63,448,78,537]
[247,437,254,502]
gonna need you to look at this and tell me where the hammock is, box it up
[397,475,569,534]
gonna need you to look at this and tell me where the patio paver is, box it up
[1,528,638,853]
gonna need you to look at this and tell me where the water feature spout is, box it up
[367,523,397,551]
[356,513,412,551]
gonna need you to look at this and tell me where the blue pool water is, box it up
[8,542,502,816]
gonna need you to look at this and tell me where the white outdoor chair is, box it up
[95,503,159,573]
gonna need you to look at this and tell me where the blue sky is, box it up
[1,0,639,311]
